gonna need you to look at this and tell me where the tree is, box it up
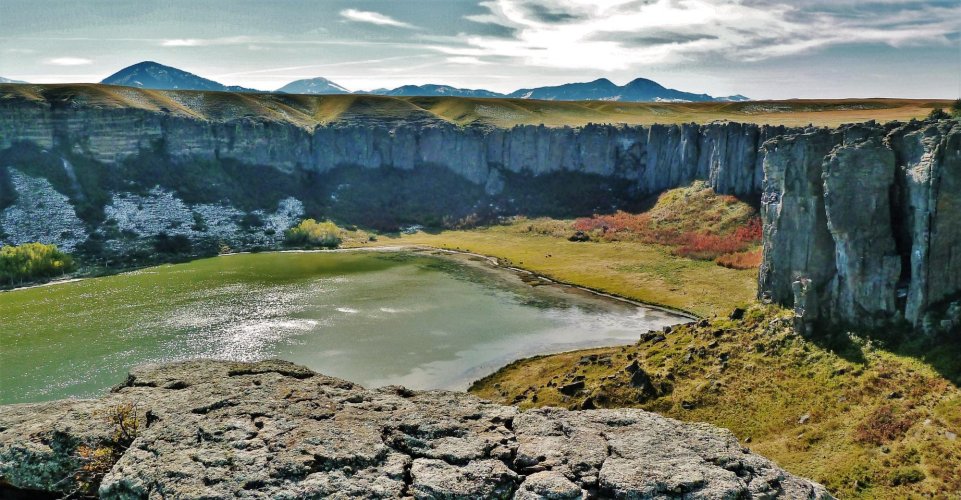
[153,233,192,254]
[951,99,961,119]
[284,219,342,248]
[0,242,76,286]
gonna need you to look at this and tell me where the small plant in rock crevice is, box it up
[71,401,141,496]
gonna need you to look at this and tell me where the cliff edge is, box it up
[0,360,831,499]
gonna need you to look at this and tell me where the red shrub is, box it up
[733,217,763,243]
[673,232,750,260]
[572,213,763,264]
[716,249,763,269]
[854,405,914,445]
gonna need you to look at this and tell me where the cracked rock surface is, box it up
[0,360,831,499]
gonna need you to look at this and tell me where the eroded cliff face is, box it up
[758,120,961,336]
[0,103,774,196]
[0,359,832,499]
[0,92,958,336]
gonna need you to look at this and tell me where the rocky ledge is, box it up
[0,360,830,499]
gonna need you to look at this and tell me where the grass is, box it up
[469,304,961,499]
[1,83,952,128]
[392,182,762,317]
[393,226,756,318]
[572,181,763,262]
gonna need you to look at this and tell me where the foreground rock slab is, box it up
[0,360,831,499]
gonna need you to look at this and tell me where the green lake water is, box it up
[0,251,685,404]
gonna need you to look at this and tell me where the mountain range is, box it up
[101,61,259,93]
[11,61,749,102]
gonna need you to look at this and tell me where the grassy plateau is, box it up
[0,83,952,128]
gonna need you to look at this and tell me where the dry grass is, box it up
[393,227,757,318]
[470,305,961,499]
[0,83,950,128]
[391,182,763,317]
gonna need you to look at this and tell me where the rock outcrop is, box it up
[758,120,961,336]
[0,360,831,499]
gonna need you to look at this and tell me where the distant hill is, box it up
[0,77,27,84]
[508,77,718,102]
[716,94,751,102]
[101,61,258,93]
[276,77,349,95]
[96,61,745,102]
[368,84,503,98]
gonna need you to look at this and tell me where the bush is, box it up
[285,219,342,248]
[854,404,914,445]
[0,242,76,285]
[889,466,925,486]
[928,107,950,120]
[74,402,141,495]
[153,233,192,254]
[952,99,961,119]
[573,207,763,266]
[715,248,763,270]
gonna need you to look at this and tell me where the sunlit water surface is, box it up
[0,251,685,404]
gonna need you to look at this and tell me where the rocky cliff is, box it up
[758,120,960,336]
[0,359,831,499]
[0,85,958,336]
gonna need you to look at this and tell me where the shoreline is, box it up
[3,243,701,321]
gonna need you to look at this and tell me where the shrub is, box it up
[952,99,961,119]
[889,466,925,486]
[153,233,192,254]
[285,219,342,248]
[74,402,141,494]
[716,249,763,269]
[927,107,950,120]
[0,242,76,285]
[854,404,914,445]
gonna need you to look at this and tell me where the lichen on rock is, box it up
[0,360,832,499]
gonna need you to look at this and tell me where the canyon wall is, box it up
[0,91,958,336]
[758,120,960,336]
[0,103,776,196]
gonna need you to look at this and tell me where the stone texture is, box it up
[0,360,831,499]
[758,120,961,336]
[888,120,961,329]
[821,125,901,327]
[0,91,780,199]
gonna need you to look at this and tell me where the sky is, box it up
[1,0,959,99]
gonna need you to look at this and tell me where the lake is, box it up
[0,250,687,404]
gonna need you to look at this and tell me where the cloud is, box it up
[161,38,202,47]
[340,9,416,29]
[160,36,257,47]
[44,57,92,66]
[450,0,961,70]
[445,56,491,65]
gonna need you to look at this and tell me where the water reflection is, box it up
[0,251,687,403]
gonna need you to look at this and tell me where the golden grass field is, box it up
[1,83,951,128]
